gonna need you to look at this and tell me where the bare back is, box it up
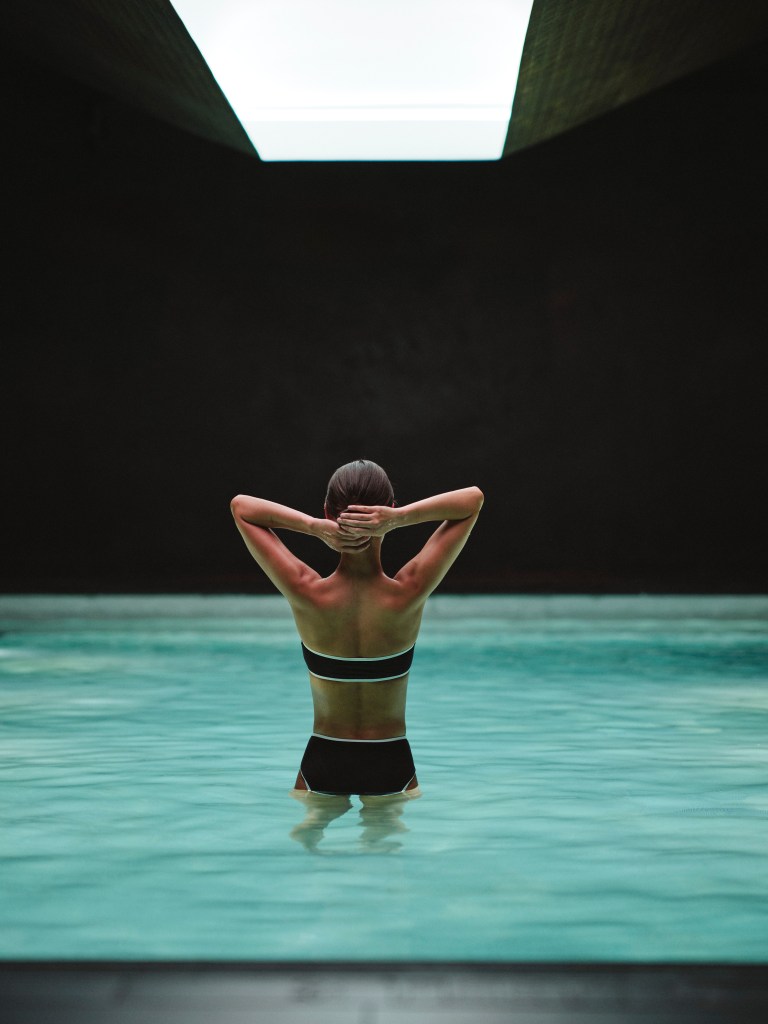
[288,566,426,739]
[291,570,424,656]
[230,484,484,742]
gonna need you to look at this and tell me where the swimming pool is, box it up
[1,595,766,961]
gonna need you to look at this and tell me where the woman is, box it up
[230,459,483,800]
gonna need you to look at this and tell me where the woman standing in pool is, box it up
[230,459,483,801]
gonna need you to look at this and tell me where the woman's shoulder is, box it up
[292,576,424,633]
[299,569,421,602]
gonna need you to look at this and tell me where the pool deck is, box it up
[2,962,767,1023]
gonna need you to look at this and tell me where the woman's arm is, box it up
[231,495,317,535]
[338,487,483,536]
[338,487,484,599]
[230,494,369,599]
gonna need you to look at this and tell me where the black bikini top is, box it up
[301,642,415,682]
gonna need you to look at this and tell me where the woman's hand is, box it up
[313,518,372,553]
[337,505,399,538]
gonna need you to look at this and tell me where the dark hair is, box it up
[325,459,394,518]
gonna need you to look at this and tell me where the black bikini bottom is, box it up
[300,734,416,795]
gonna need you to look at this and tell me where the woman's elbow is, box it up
[471,486,484,511]
[230,495,244,516]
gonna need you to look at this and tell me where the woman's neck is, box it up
[337,538,383,577]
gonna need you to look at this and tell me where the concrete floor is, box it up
[2,962,767,1024]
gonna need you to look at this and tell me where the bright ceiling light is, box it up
[170,1,534,161]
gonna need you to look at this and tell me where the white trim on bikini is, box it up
[301,642,415,661]
[309,671,409,682]
[311,732,406,742]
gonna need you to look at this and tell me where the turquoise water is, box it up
[1,595,767,961]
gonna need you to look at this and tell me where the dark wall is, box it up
[3,41,766,592]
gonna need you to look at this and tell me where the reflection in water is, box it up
[289,789,421,853]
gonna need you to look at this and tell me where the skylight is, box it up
[170,1,534,161]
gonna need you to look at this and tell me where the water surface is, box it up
[1,595,766,960]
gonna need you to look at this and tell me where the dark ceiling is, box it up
[6,0,253,156]
[505,0,768,153]
[7,0,768,160]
